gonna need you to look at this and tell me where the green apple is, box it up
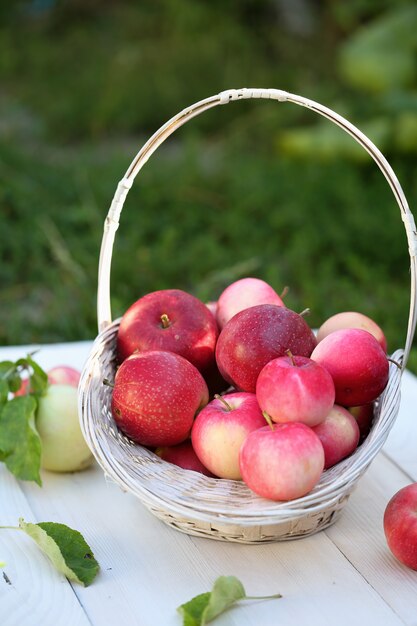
[36,384,93,472]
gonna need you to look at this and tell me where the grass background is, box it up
[1,1,416,371]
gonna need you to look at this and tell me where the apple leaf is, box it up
[0,379,8,408]
[0,355,49,484]
[177,576,282,625]
[18,518,99,586]
[0,396,42,485]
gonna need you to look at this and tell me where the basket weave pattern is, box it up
[79,88,417,543]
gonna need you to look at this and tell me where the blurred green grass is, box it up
[1,1,416,372]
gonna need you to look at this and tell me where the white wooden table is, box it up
[1,340,417,626]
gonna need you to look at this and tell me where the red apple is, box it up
[312,405,360,469]
[256,353,335,427]
[317,311,387,352]
[384,483,417,570]
[48,365,80,387]
[349,403,374,441]
[215,304,317,393]
[191,392,265,479]
[155,441,214,477]
[116,289,219,374]
[216,277,284,329]
[111,350,209,447]
[239,422,324,501]
[311,328,389,406]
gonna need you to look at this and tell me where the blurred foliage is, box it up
[0,0,416,371]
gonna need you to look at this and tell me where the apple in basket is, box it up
[216,277,284,329]
[239,421,325,501]
[215,304,317,393]
[256,352,335,427]
[312,405,360,469]
[155,440,214,477]
[348,403,375,441]
[317,311,387,352]
[191,392,266,479]
[111,350,209,447]
[311,328,389,406]
[116,289,218,375]
[384,483,417,570]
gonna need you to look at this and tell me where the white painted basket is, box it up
[79,88,417,543]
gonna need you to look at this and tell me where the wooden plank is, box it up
[326,452,417,625]
[0,467,91,626]
[20,463,406,626]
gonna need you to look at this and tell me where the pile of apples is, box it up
[111,277,389,502]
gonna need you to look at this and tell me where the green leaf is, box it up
[0,361,15,379]
[18,518,99,586]
[178,576,282,626]
[26,355,48,397]
[178,592,211,626]
[15,356,48,398]
[0,396,42,485]
[203,576,246,624]
[0,380,8,407]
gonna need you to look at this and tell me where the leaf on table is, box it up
[178,576,282,625]
[19,518,99,586]
[178,592,211,626]
[0,396,42,485]
[203,576,246,624]
[178,576,247,625]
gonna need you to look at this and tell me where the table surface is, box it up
[1,340,417,626]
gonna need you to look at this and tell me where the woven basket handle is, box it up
[97,88,417,367]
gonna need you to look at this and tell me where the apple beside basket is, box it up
[78,88,417,543]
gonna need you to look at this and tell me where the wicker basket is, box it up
[79,88,417,543]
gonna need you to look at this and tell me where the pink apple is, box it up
[349,403,374,441]
[384,483,417,570]
[206,301,218,319]
[317,311,387,352]
[111,350,209,447]
[311,328,389,406]
[239,422,324,501]
[191,392,266,479]
[215,304,317,393]
[155,441,214,477]
[312,405,360,469]
[48,365,80,387]
[216,277,284,329]
[256,353,335,427]
[116,289,219,374]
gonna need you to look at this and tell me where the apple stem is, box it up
[214,394,233,411]
[262,411,275,430]
[299,308,310,318]
[285,349,297,367]
[160,313,171,329]
[387,357,402,370]
[103,378,115,388]
[280,285,289,299]
[245,593,283,601]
